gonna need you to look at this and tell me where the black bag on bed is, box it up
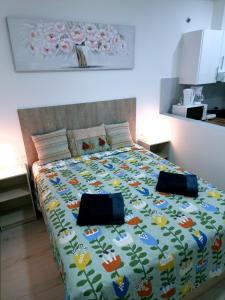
[156,171,198,197]
[77,193,125,226]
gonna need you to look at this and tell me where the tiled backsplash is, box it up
[201,82,225,110]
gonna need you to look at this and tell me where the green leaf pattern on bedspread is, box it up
[33,145,225,300]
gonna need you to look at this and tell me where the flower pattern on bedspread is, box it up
[33,145,225,300]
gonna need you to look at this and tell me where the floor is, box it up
[1,219,225,300]
[1,219,64,300]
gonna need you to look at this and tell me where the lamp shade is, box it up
[0,143,25,178]
[0,143,17,168]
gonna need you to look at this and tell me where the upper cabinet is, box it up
[179,30,223,85]
[217,31,225,80]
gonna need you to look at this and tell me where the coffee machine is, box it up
[190,86,204,104]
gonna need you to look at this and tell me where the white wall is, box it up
[211,0,225,29]
[0,0,213,161]
[162,0,225,191]
[166,114,225,190]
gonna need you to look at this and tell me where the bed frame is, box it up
[17,98,136,168]
[17,97,225,299]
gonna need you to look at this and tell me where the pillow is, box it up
[105,121,134,150]
[67,124,110,156]
[31,129,71,165]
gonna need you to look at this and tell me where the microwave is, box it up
[172,104,207,120]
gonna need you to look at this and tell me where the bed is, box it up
[18,98,225,300]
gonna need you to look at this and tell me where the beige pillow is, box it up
[105,121,134,150]
[67,124,110,156]
[32,129,71,165]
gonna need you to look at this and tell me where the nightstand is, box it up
[137,138,170,159]
[0,165,37,231]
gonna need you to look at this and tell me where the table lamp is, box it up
[0,143,25,179]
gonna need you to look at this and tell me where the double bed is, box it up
[18,98,225,300]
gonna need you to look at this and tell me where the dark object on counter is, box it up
[186,106,204,120]
[208,109,225,118]
[77,193,125,226]
[156,171,198,197]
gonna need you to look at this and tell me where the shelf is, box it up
[0,165,26,180]
[137,137,170,147]
[0,186,30,203]
[137,139,170,160]
[155,151,168,159]
[0,204,36,230]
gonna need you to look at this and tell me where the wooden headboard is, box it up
[18,98,136,168]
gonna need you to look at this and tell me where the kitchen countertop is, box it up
[208,117,225,127]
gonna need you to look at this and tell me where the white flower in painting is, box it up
[100,41,112,53]
[58,39,72,53]
[30,30,40,39]
[85,23,97,37]
[86,38,99,51]
[54,22,66,33]
[69,26,86,44]
[45,31,59,44]
[112,34,127,52]
[112,34,122,44]
[99,28,110,41]
[104,24,117,36]
[41,45,55,56]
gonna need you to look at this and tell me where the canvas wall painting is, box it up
[7,17,135,71]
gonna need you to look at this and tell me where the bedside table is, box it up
[137,138,170,159]
[0,165,37,231]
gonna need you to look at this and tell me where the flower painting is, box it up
[7,17,135,71]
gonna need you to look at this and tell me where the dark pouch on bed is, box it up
[77,193,125,226]
[156,171,198,197]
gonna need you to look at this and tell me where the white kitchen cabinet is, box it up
[179,30,223,85]
[217,31,225,81]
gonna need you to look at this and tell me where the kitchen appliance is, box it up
[206,113,216,120]
[172,103,208,120]
[190,85,204,104]
[183,88,195,105]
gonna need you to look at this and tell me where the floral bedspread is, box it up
[33,145,225,300]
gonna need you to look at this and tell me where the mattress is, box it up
[32,145,225,300]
